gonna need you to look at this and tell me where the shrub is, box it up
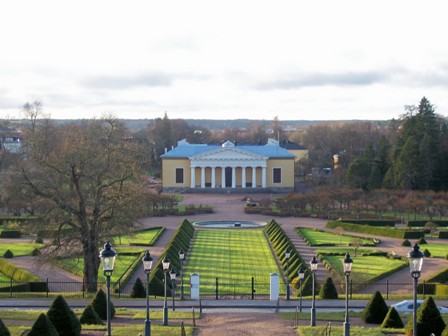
[362,290,389,324]
[418,237,428,245]
[29,313,58,336]
[0,318,10,336]
[442,327,448,336]
[405,296,446,336]
[79,304,104,325]
[130,277,146,298]
[423,249,431,257]
[0,230,21,238]
[2,250,13,259]
[35,237,44,244]
[47,295,81,336]
[381,306,403,329]
[31,248,40,256]
[402,239,411,247]
[318,277,338,299]
[91,288,115,320]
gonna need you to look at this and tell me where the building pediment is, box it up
[191,147,266,161]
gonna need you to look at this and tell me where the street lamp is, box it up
[179,249,186,300]
[285,248,291,300]
[298,266,305,312]
[310,256,318,327]
[99,242,117,336]
[142,250,153,336]
[343,253,353,336]
[162,255,170,326]
[408,243,424,336]
[170,268,177,311]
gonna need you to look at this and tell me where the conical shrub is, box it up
[319,277,338,299]
[91,288,115,320]
[130,277,146,298]
[80,304,104,325]
[29,313,58,336]
[0,318,10,336]
[47,295,81,336]
[405,296,446,336]
[381,306,404,329]
[362,291,389,324]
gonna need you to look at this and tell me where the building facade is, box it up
[161,139,295,193]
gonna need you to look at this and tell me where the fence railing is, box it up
[0,278,439,300]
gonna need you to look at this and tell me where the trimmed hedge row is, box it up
[407,220,448,227]
[297,227,378,247]
[439,231,448,239]
[149,219,194,296]
[0,258,47,292]
[339,220,396,227]
[0,230,21,238]
[326,221,425,239]
[264,220,312,294]
[425,267,448,284]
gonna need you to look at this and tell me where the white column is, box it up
[242,167,246,188]
[252,167,256,188]
[201,167,205,188]
[231,167,236,188]
[221,167,226,188]
[191,167,196,188]
[262,167,267,188]
[211,167,216,188]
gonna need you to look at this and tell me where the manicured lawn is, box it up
[114,227,164,246]
[324,255,406,283]
[419,243,448,258]
[0,242,45,257]
[298,228,375,246]
[316,247,379,256]
[184,229,282,295]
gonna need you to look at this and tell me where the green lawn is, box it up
[316,247,379,256]
[324,255,406,283]
[0,242,45,257]
[419,243,448,258]
[184,229,282,295]
[298,228,375,246]
[113,227,164,246]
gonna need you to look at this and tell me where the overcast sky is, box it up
[1,1,447,121]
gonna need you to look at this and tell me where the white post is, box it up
[190,167,196,188]
[270,273,279,301]
[211,167,216,188]
[190,273,200,299]
[252,167,256,188]
[221,167,226,188]
[242,167,246,188]
[262,167,267,188]
[200,167,205,188]
[231,167,236,188]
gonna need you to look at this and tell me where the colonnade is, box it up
[190,165,267,189]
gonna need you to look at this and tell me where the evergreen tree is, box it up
[381,307,404,329]
[130,277,146,298]
[47,295,81,336]
[0,318,10,336]
[91,288,115,320]
[405,296,446,336]
[318,277,338,299]
[361,291,389,323]
[29,313,58,336]
[80,304,104,325]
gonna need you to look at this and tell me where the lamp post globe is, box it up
[310,256,318,327]
[142,250,153,336]
[99,242,117,336]
[343,253,353,336]
[408,243,424,336]
[162,256,170,326]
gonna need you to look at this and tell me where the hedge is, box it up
[326,221,425,239]
[339,220,396,227]
[439,231,448,239]
[0,259,47,292]
[425,267,448,283]
[407,220,448,227]
[0,230,21,238]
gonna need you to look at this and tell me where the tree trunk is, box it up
[83,239,100,293]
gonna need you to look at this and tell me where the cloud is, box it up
[81,73,174,90]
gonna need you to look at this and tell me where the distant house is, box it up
[161,138,295,193]
[280,140,309,162]
[0,126,22,153]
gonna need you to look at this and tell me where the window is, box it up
[175,168,184,184]
[273,168,282,184]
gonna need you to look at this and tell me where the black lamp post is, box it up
[142,250,153,336]
[179,249,186,300]
[343,253,353,336]
[408,243,424,336]
[310,256,318,327]
[162,256,170,326]
[170,268,177,311]
[99,242,117,336]
[298,266,305,312]
[285,248,291,300]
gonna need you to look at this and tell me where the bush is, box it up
[402,239,411,247]
[80,304,104,325]
[405,296,446,336]
[29,313,58,336]
[381,306,403,329]
[35,237,44,244]
[318,277,338,299]
[91,288,115,320]
[442,327,448,336]
[418,237,428,245]
[130,277,146,298]
[423,249,431,257]
[31,248,40,256]
[0,318,10,336]
[2,250,13,259]
[47,295,81,336]
[0,230,21,238]
[362,290,389,324]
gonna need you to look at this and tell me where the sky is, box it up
[1,1,447,121]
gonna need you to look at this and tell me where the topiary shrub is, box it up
[362,290,389,324]
[31,248,40,256]
[405,296,446,336]
[130,277,146,298]
[80,304,104,325]
[402,239,411,247]
[35,237,44,244]
[381,306,404,329]
[423,249,431,257]
[2,250,13,259]
[91,288,115,320]
[0,318,10,336]
[47,295,81,336]
[318,277,338,299]
[29,313,58,336]
[418,237,427,245]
